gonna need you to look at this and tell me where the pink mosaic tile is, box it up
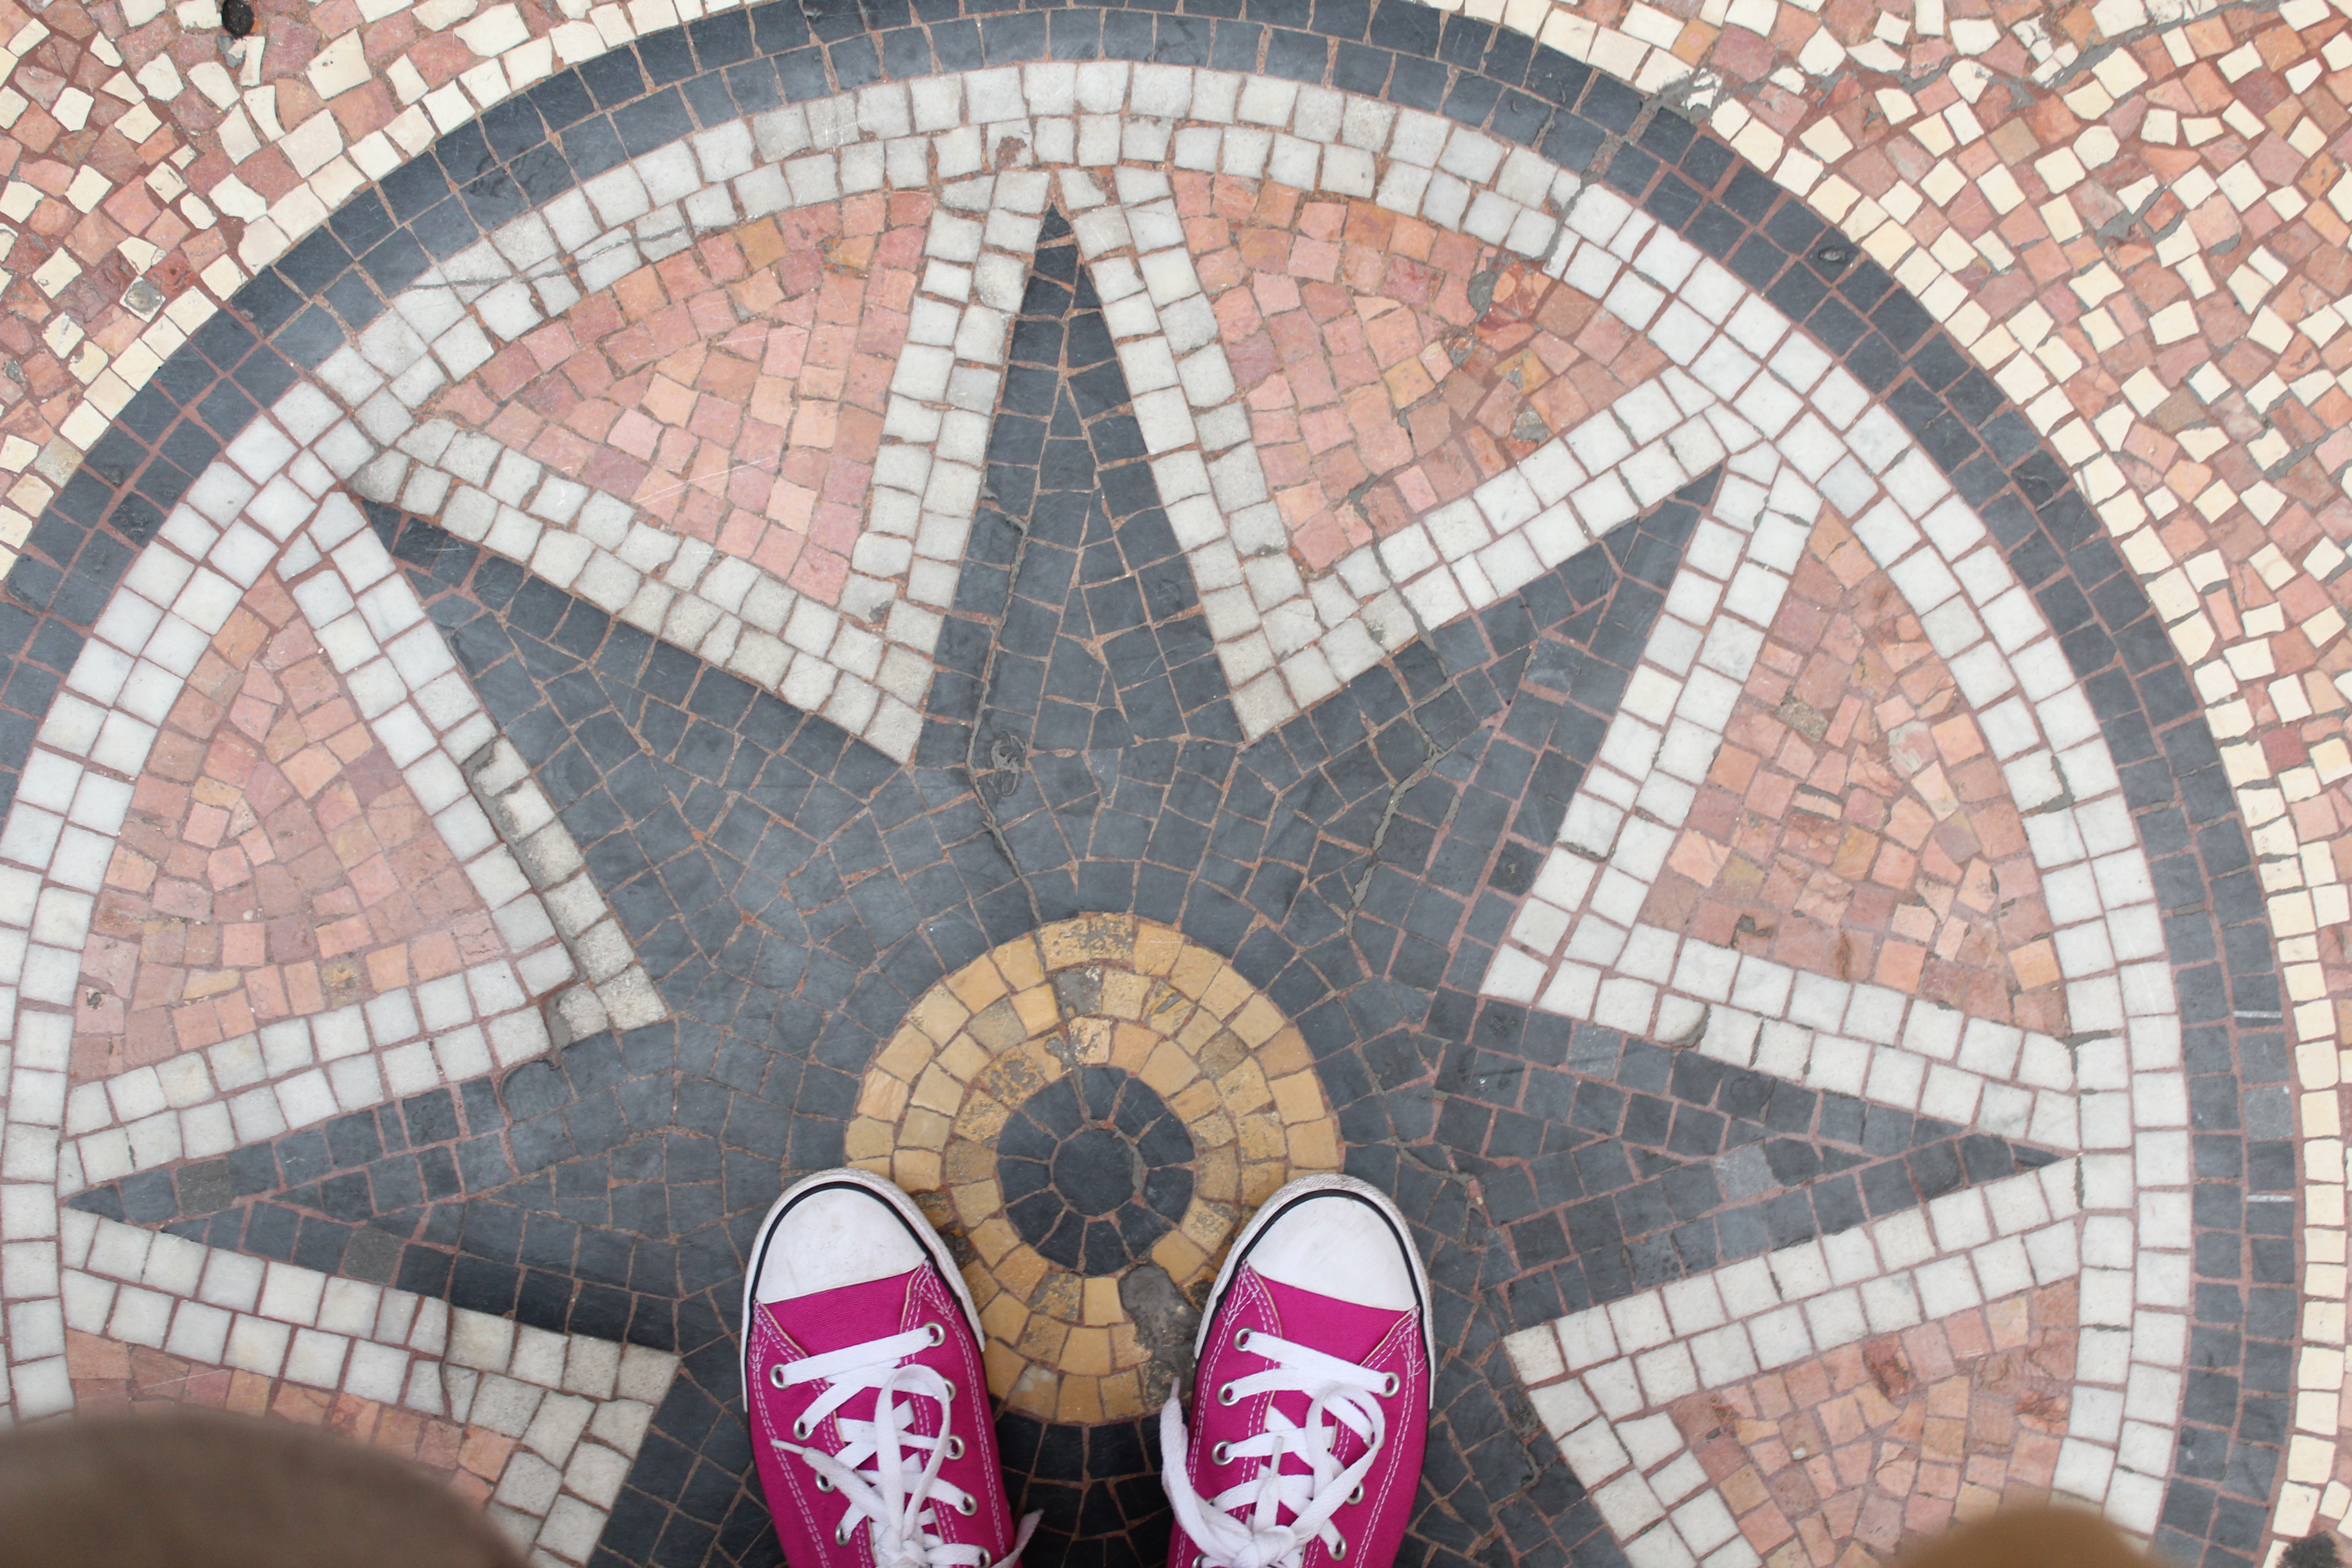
[72,571,511,1082]
[1181,173,1672,573]
[422,197,931,607]
[1640,508,2068,1033]
[1670,1282,2079,1568]
[64,1326,510,1499]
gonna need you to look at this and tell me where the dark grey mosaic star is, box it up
[71,206,2066,1568]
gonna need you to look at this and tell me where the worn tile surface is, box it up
[0,3,2343,1568]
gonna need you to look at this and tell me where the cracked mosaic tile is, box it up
[0,12,2326,1568]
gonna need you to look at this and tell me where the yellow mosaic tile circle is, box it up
[844,914,1342,1424]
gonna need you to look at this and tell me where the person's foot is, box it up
[1160,1175,1432,1568]
[743,1168,1034,1568]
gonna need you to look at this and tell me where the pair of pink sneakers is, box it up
[741,1170,1432,1568]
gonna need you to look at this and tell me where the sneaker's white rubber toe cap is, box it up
[1245,1190,1421,1311]
[754,1185,930,1303]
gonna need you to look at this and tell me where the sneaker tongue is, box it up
[1256,1272,1411,1363]
[760,1266,929,1356]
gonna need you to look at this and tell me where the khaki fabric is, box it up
[0,1406,525,1568]
[1889,1507,2158,1568]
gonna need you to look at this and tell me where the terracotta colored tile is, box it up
[1673,1287,2079,1567]
[1639,506,2068,1034]
[70,571,515,1083]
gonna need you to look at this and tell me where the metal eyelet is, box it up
[1212,1442,1232,1464]
[1217,1382,1238,1406]
[923,1322,946,1347]
[955,1494,977,1516]
[1348,1484,1364,1506]
[835,1523,854,1546]
[1331,1535,1348,1560]
[1233,1328,1253,1351]
[1192,1556,1207,1568]
[945,1436,965,1459]
[793,1418,813,1440]
[814,1475,833,1493]
[941,1380,957,1402]
[768,1365,789,1389]
[1378,1373,1398,1397]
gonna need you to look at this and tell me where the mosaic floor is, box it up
[0,0,2349,1565]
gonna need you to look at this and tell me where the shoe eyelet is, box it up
[1348,1484,1363,1506]
[1217,1382,1238,1406]
[945,1436,965,1459]
[942,1380,957,1402]
[1232,1328,1253,1351]
[768,1364,789,1389]
[1331,1535,1348,1560]
[1378,1373,1398,1397]
[814,1475,833,1493]
[1192,1556,1207,1568]
[835,1523,854,1546]
[793,1418,813,1441]
[955,1494,977,1516]
[923,1321,945,1347]
[1212,1442,1232,1464]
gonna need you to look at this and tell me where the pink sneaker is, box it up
[1160,1175,1433,1568]
[743,1169,1037,1568]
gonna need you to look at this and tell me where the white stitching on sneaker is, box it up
[772,1324,1038,1568]
[1157,1333,1395,1568]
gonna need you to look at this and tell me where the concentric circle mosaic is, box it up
[14,0,2352,1556]
[844,915,1340,1424]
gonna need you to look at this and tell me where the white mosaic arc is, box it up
[1500,1161,2115,1568]
[59,1207,680,1568]
[1469,318,2180,1156]
[0,390,603,1421]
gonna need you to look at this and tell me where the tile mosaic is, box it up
[58,1204,680,1564]
[1184,174,1673,572]
[847,912,1343,1426]
[73,567,514,1080]
[0,9,2326,1568]
[1665,1280,2082,1562]
[420,194,928,609]
[1641,505,2068,1034]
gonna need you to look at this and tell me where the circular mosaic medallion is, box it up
[845,915,1342,1424]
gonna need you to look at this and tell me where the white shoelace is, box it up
[1158,1329,1396,1568]
[769,1323,1038,1568]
